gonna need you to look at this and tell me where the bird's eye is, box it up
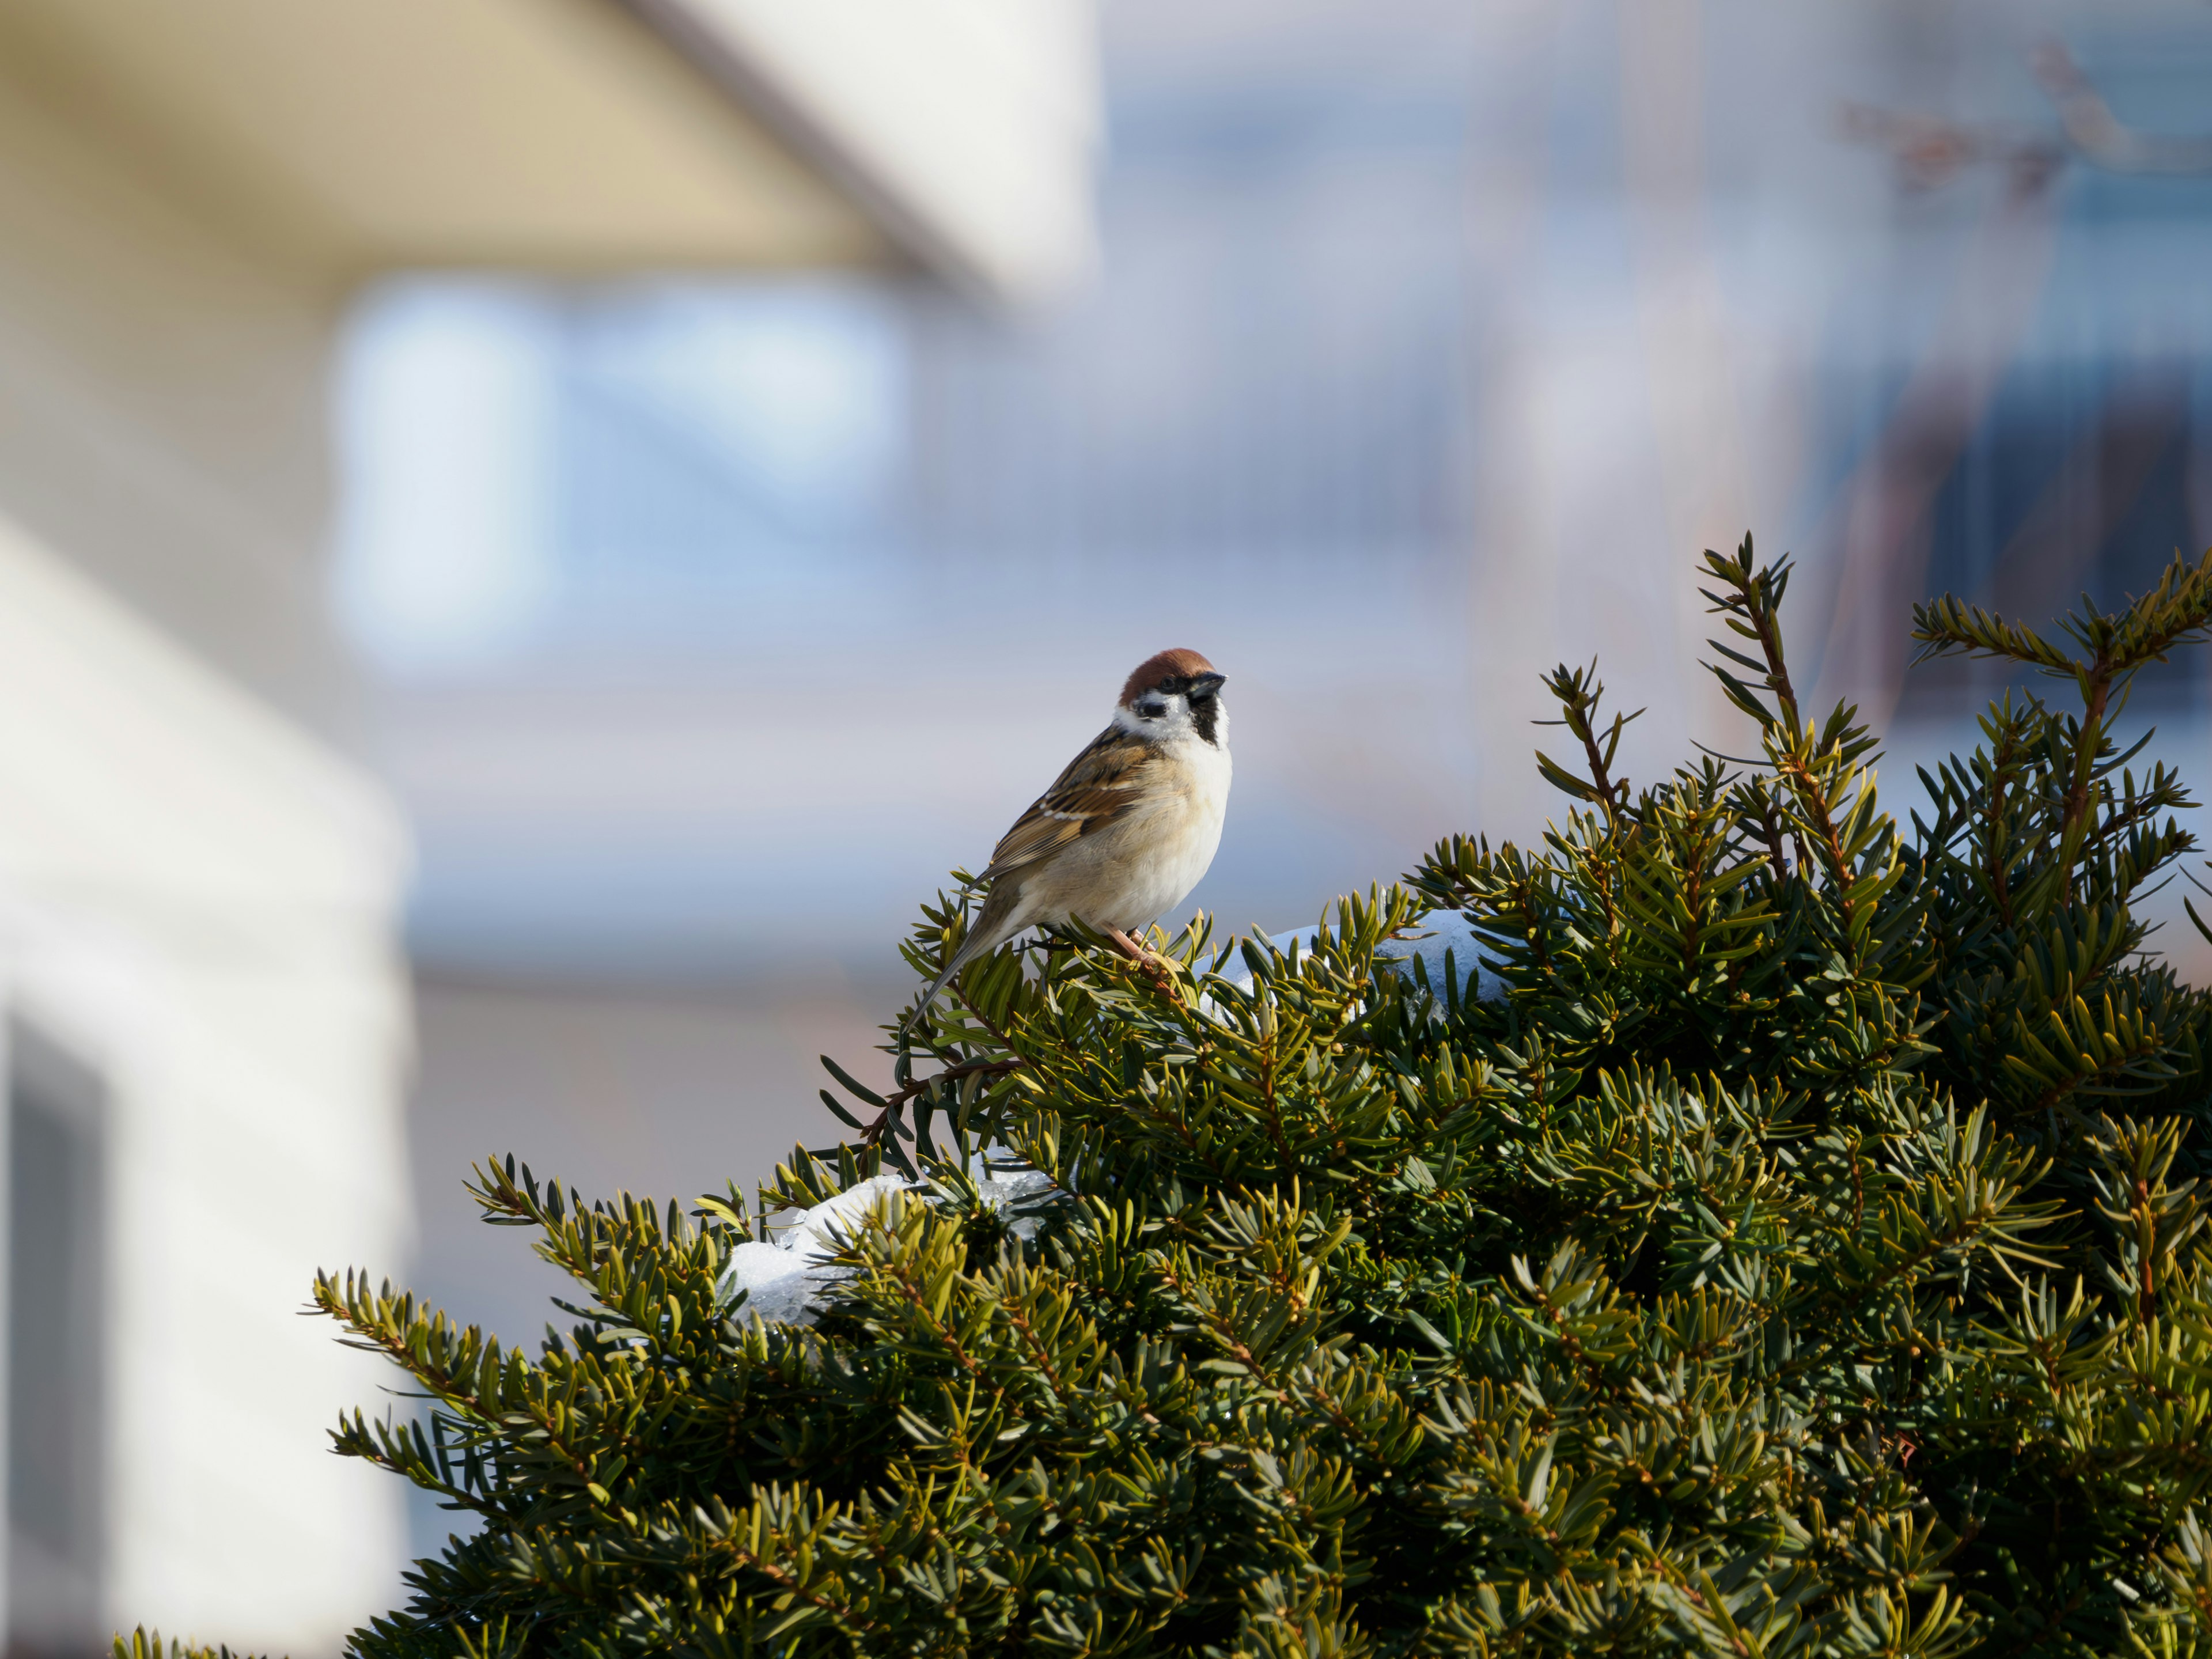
[1138,699,1168,718]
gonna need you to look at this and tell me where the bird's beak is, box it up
[1192,671,1226,695]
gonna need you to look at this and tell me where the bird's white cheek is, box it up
[1188,739,1232,823]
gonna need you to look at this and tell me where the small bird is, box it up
[910,649,1232,1026]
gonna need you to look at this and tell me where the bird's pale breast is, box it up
[1025,736,1230,933]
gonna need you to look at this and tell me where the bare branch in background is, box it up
[1844,37,2212,194]
[1839,103,2062,195]
[2029,40,2212,175]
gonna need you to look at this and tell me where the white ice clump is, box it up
[718,1172,908,1325]
[1224,908,1506,1005]
[719,1162,1059,1327]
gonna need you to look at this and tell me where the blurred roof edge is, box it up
[625,0,1101,304]
[0,0,1098,305]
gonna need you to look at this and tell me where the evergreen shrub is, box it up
[167,543,2212,1654]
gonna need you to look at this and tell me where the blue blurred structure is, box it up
[340,0,1491,984]
[343,0,2212,995]
[350,0,2212,1357]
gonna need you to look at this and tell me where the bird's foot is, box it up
[1105,926,1148,961]
[1107,928,1184,1002]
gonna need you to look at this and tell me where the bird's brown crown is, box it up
[1120,648,1218,708]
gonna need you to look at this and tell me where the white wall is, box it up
[0,18,359,747]
[0,25,416,1647]
[660,0,1099,300]
[0,515,412,1651]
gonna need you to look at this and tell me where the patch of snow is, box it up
[718,1161,1060,1326]
[1222,908,1506,1004]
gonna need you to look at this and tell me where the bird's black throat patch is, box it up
[1189,692,1221,747]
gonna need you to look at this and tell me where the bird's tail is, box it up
[901,943,975,1037]
[900,889,1017,1037]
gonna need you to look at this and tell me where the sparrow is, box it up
[910,649,1232,1026]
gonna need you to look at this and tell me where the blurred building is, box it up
[347,0,2212,1366]
[0,0,1095,1651]
[0,0,2175,1641]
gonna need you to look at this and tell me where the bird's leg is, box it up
[1107,927,1183,1002]
[1105,927,1149,961]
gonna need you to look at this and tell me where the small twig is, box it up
[886,1058,1022,1118]
[1577,721,1630,819]
[851,1058,1026,1152]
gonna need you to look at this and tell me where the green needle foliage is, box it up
[177,541,2212,1656]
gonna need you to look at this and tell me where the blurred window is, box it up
[331,67,1476,679]
[559,283,906,582]
[334,279,907,671]
[332,286,559,672]
[7,1024,105,1657]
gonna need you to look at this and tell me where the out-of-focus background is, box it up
[0,0,2208,1647]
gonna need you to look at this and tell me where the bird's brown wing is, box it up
[983,725,1163,879]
